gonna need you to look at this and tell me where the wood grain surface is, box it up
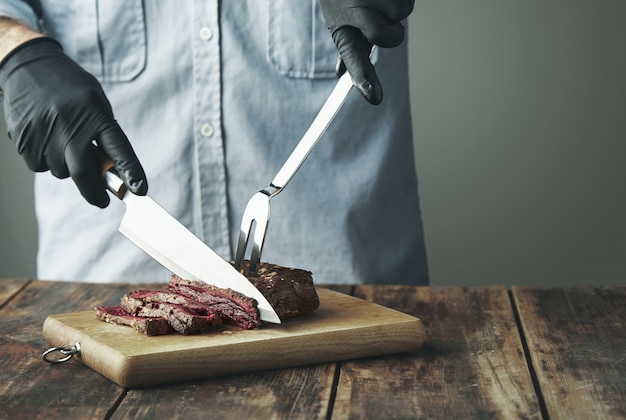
[0,281,156,418]
[513,286,626,419]
[43,288,426,387]
[0,278,29,307]
[332,285,542,419]
[113,363,338,419]
[3,280,622,419]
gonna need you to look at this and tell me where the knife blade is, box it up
[100,163,281,324]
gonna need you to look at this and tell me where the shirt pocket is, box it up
[41,0,146,83]
[267,0,338,79]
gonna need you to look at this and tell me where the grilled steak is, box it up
[121,291,218,335]
[126,289,222,324]
[243,262,319,319]
[94,305,174,336]
[168,276,260,329]
[94,261,319,336]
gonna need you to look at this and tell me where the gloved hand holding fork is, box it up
[320,0,415,105]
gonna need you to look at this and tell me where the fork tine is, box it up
[234,192,271,275]
[234,222,251,271]
[248,205,270,275]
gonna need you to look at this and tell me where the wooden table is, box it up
[1,279,624,419]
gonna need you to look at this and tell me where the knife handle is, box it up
[89,145,127,200]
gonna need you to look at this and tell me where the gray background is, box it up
[1,2,625,286]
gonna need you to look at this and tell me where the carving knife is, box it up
[97,153,281,324]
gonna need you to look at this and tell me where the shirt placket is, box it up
[192,0,231,258]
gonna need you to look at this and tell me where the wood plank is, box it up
[0,278,30,308]
[0,280,160,418]
[512,287,626,419]
[333,286,542,419]
[318,283,353,296]
[43,288,424,387]
[112,364,337,419]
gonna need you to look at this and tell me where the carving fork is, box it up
[234,71,355,275]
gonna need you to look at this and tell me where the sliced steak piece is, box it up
[121,291,213,335]
[243,261,320,319]
[126,290,222,327]
[94,261,318,335]
[94,305,174,336]
[168,276,260,330]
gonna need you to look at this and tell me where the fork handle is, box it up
[269,71,354,195]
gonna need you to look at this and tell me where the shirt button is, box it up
[201,123,214,137]
[199,27,213,41]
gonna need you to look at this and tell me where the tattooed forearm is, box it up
[0,16,43,62]
[0,16,15,38]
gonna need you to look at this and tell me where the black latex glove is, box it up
[320,0,415,104]
[0,37,147,208]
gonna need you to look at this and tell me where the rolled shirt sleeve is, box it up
[0,0,41,30]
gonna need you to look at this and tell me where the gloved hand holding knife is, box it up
[320,0,415,105]
[0,23,147,208]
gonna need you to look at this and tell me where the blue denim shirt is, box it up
[1,0,428,285]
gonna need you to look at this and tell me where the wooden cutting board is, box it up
[43,288,425,388]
